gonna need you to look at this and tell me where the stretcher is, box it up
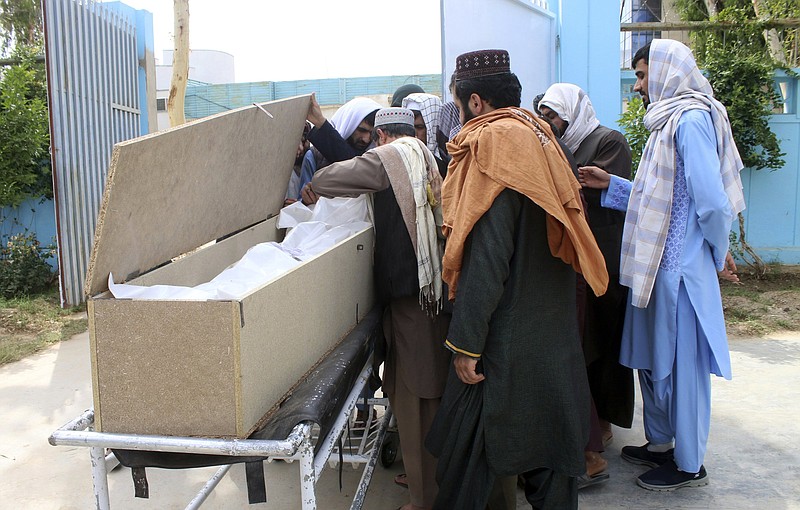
[49,309,396,510]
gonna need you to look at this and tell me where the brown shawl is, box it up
[442,107,608,300]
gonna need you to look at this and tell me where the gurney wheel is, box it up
[380,430,399,468]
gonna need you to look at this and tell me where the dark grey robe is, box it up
[574,125,635,428]
[427,188,590,509]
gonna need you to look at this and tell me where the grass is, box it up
[0,287,87,365]
[720,264,800,337]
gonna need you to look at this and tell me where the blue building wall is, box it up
[739,71,800,264]
[554,0,623,128]
[0,199,58,269]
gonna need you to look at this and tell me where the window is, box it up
[774,76,797,115]
[631,0,662,57]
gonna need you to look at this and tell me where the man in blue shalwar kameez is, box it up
[579,39,745,491]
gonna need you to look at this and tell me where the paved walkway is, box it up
[1,331,798,509]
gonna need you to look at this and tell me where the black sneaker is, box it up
[637,460,709,491]
[621,443,674,468]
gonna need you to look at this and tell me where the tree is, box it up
[0,0,43,55]
[673,0,798,275]
[0,53,50,206]
[618,96,649,175]
[675,0,799,67]
[0,1,50,207]
[168,0,189,127]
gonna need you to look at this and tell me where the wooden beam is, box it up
[0,55,45,66]
[620,18,800,32]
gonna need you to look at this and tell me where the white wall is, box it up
[440,0,556,109]
[158,49,235,87]
[155,49,236,130]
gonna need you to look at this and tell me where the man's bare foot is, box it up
[394,473,408,488]
[585,450,608,477]
[600,420,613,446]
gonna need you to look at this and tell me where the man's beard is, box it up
[349,137,370,152]
[461,104,477,124]
[540,117,562,138]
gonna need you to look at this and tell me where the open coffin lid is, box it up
[84,94,376,438]
[85,95,311,297]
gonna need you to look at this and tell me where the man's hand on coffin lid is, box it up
[307,93,326,128]
[301,183,320,205]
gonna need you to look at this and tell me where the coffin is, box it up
[85,96,375,438]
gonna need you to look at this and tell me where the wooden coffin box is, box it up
[85,96,375,438]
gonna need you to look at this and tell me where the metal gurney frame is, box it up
[49,349,394,510]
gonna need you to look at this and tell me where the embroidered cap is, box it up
[374,107,415,128]
[455,49,511,81]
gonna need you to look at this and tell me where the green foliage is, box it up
[0,2,50,207]
[674,0,791,172]
[0,51,51,207]
[0,231,55,298]
[701,51,785,170]
[673,0,710,21]
[728,230,744,261]
[618,96,649,176]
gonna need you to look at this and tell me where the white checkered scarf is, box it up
[387,137,444,313]
[621,39,746,308]
[402,93,443,156]
[540,83,601,153]
[439,101,462,140]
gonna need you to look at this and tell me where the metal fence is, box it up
[183,75,443,121]
[43,0,142,306]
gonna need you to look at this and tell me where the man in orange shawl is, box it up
[425,49,608,510]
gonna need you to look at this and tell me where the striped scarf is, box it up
[374,137,444,313]
[403,93,444,156]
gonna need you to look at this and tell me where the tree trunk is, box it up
[738,212,767,277]
[751,0,789,65]
[704,0,719,17]
[167,0,189,127]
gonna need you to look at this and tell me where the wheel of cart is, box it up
[364,397,399,468]
[380,426,399,468]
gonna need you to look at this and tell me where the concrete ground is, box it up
[1,330,798,509]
